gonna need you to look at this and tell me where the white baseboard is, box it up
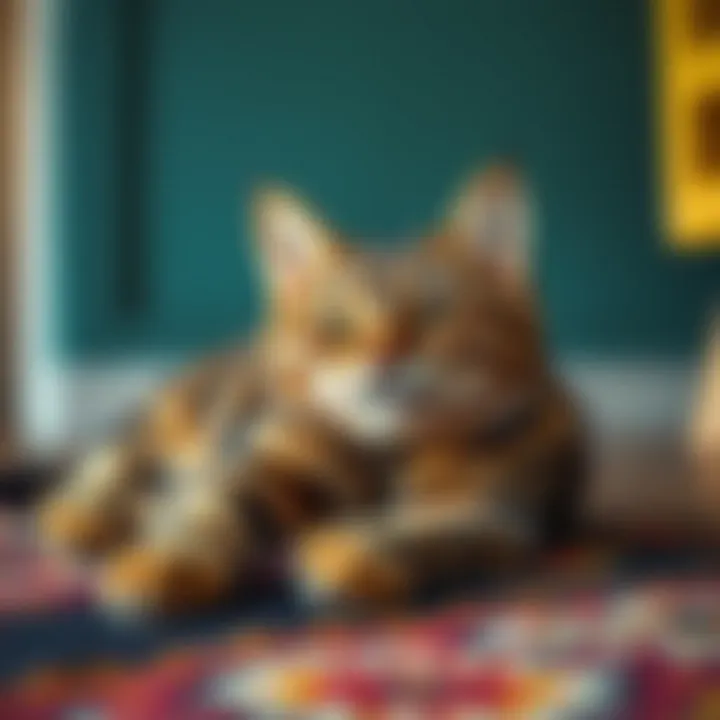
[22,358,697,454]
[561,359,697,436]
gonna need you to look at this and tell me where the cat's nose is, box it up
[374,364,406,397]
[376,362,433,407]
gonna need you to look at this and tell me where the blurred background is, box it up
[1,0,719,459]
[0,1,719,711]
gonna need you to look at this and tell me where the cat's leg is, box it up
[294,404,587,611]
[294,501,531,609]
[38,442,152,557]
[98,482,248,615]
[37,351,250,558]
[37,389,195,558]
[96,422,378,614]
[97,405,379,615]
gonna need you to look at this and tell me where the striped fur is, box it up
[39,164,585,613]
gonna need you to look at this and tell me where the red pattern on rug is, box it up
[3,512,720,717]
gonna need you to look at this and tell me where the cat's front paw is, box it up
[99,546,232,616]
[38,446,137,557]
[38,497,128,557]
[295,526,407,610]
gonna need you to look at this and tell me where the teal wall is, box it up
[58,0,719,361]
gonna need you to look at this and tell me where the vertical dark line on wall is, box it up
[115,0,152,318]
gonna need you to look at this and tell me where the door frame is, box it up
[0,0,21,460]
[9,0,68,457]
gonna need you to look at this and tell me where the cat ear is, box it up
[444,163,533,284]
[252,186,337,302]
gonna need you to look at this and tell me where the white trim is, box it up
[40,359,695,451]
[561,359,696,435]
[60,362,171,449]
[16,0,68,455]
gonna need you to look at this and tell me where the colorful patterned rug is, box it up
[3,510,720,718]
[0,510,90,614]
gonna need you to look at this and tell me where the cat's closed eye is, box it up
[314,310,356,350]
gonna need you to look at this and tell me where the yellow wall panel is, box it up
[657,0,720,248]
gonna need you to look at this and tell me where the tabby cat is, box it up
[39,164,584,613]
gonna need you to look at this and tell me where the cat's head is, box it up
[252,164,546,444]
